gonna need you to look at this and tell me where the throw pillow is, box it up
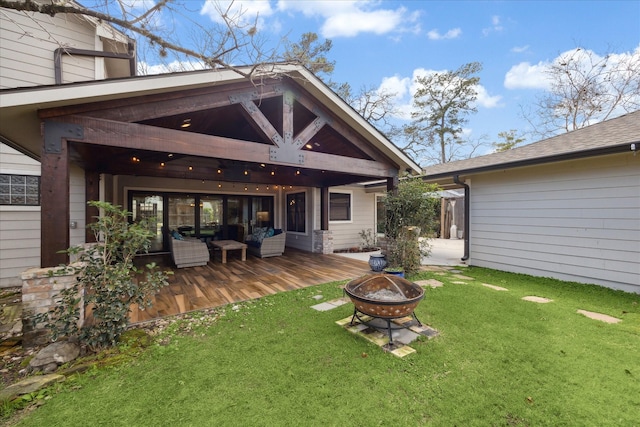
[252,227,268,243]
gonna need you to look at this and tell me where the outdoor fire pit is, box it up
[344,274,424,346]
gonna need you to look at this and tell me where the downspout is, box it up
[54,39,136,84]
[453,175,470,261]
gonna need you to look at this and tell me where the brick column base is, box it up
[313,230,333,254]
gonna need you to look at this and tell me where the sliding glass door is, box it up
[129,192,274,252]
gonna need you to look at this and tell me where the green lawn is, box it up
[9,267,640,426]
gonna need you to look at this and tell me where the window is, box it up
[330,192,351,221]
[0,174,40,206]
[286,192,306,233]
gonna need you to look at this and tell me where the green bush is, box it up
[34,201,171,350]
[383,178,440,273]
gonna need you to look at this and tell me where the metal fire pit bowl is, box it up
[344,274,425,346]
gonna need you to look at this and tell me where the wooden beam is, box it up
[41,139,70,267]
[60,116,396,177]
[290,86,391,164]
[39,81,285,122]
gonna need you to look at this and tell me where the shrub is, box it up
[34,201,171,351]
[383,178,440,273]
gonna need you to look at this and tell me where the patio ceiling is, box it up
[36,72,410,188]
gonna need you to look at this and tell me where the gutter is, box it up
[453,175,469,262]
[54,40,136,85]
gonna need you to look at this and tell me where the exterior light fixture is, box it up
[181,119,191,128]
[188,166,193,171]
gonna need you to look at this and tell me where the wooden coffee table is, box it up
[211,240,247,264]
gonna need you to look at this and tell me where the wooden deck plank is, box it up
[127,249,370,324]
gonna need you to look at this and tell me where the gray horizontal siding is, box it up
[0,8,96,88]
[469,153,639,293]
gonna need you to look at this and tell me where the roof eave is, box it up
[424,142,637,181]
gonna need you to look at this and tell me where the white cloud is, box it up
[504,61,550,90]
[277,1,419,38]
[474,86,502,108]
[427,28,461,40]
[482,15,504,36]
[511,45,530,53]
[201,0,275,28]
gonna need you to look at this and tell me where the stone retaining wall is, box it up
[21,265,83,347]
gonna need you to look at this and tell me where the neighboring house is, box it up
[421,111,640,293]
[0,4,134,287]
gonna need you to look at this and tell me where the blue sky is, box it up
[128,0,640,162]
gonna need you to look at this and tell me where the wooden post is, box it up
[41,138,70,267]
[85,171,100,243]
[320,186,329,230]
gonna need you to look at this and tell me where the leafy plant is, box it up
[34,201,171,351]
[358,228,378,250]
[383,178,440,273]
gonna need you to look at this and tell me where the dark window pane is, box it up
[329,193,351,221]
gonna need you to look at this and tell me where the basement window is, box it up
[0,174,40,206]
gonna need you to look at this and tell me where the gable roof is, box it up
[0,64,421,176]
[422,110,640,183]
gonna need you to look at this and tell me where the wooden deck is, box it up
[129,249,371,324]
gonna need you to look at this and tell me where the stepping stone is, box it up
[452,281,467,284]
[453,274,474,280]
[421,266,447,272]
[415,279,443,288]
[311,298,349,311]
[482,283,508,291]
[577,309,621,324]
[522,296,553,303]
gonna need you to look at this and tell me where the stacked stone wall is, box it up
[21,265,82,347]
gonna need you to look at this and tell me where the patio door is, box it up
[251,196,274,231]
[131,194,164,252]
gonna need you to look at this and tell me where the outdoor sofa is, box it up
[169,231,210,268]
[245,228,286,258]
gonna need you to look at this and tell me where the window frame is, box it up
[329,191,353,223]
[0,173,41,206]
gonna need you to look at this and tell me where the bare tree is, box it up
[525,47,640,139]
[409,62,483,164]
[0,0,304,78]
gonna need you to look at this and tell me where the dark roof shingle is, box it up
[422,110,640,178]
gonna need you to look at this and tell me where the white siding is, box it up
[329,186,377,250]
[0,7,97,88]
[0,143,41,287]
[469,153,640,293]
[70,165,86,246]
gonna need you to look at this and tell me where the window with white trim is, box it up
[329,192,351,222]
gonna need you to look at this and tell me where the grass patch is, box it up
[8,267,640,426]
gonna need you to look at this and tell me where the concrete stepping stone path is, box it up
[522,296,553,303]
[577,309,621,324]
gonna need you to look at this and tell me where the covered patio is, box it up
[131,249,372,324]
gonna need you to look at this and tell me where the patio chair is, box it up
[169,232,210,268]
[246,228,286,258]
